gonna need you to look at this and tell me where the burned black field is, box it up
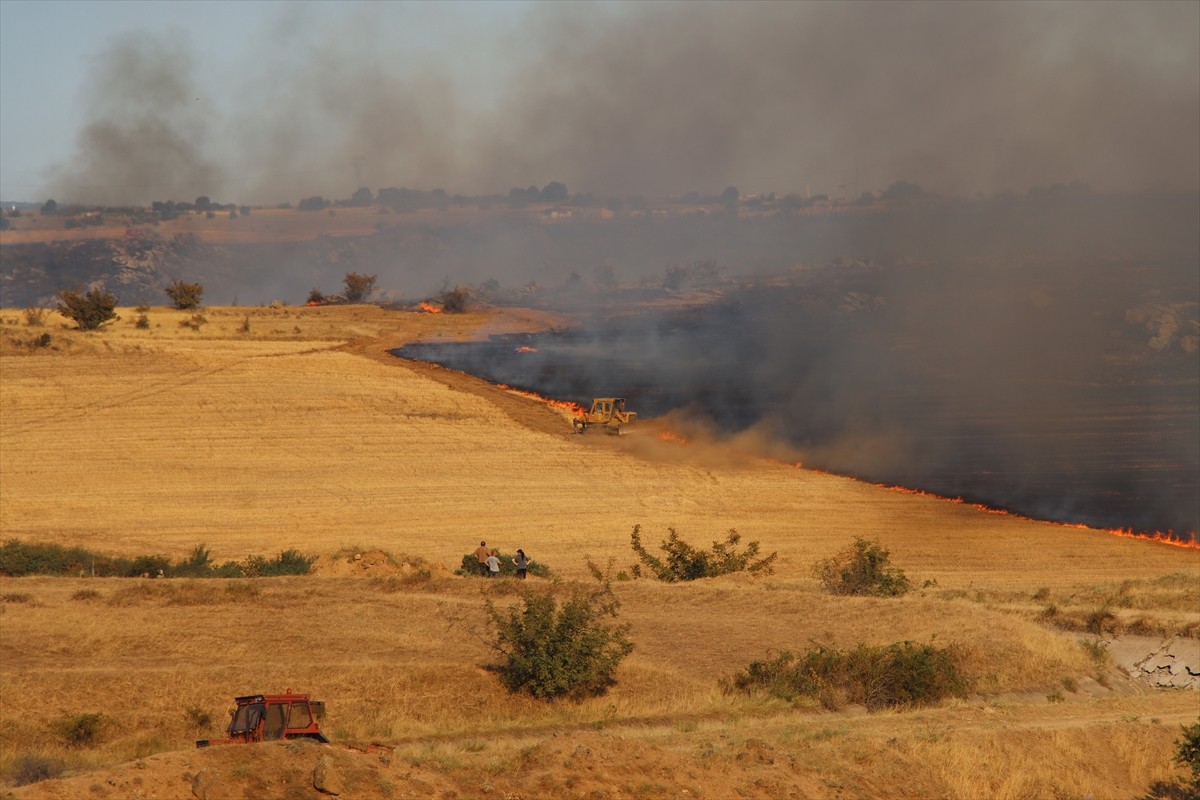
[400,260,1200,539]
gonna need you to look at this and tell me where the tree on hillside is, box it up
[298,196,330,212]
[720,186,740,215]
[540,181,569,204]
[56,287,118,331]
[165,280,204,310]
[41,199,58,215]
[343,272,377,303]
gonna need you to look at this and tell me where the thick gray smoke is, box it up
[45,31,222,206]
[44,1,1200,205]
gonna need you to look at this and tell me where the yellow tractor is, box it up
[573,397,638,434]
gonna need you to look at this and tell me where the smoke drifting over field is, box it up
[43,1,1200,205]
[18,3,1199,538]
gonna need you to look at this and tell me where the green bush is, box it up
[1177,721,1200,783]
[164,280,204,309]
[10,754,66,786]
[484,563,633,700]
[726,640,971,711]
[57,712,104,748]
[628,525,777,581]
[812,537,913,597]
[0,539,314,578]
[56,287,118,331]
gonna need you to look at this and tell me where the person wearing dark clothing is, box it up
[512,549,530,579]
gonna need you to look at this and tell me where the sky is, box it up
[1,0,1197,206]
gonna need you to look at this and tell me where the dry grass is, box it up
[1,304,1197,798]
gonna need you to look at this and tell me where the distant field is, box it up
[1,304,1197,799]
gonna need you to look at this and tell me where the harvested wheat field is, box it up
[1,304,1197,800]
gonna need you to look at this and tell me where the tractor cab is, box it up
[198,691,329,747]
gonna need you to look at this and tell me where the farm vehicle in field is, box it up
[196,691,329,748]
[572,397,638,434]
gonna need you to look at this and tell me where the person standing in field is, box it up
[486,550,502,578]
[512,549,530,579]
[474,541,490,576]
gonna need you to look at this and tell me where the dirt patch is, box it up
[313,549,454,579]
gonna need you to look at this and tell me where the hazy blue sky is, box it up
[2,1,1196,205]
[0,0,528,202]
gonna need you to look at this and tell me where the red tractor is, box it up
[196,691,329,748]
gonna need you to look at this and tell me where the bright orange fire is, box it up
[515,346,538,353]
[874,482,1199,549]
[418,300,443,314]
[496,384,585,414]
[657,430,689,445]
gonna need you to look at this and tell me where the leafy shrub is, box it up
[164,280,204,309]
[23,306,47,326]
[812,537,913,596]
[725,640,971,711]
[484,563,633,699]
[179,313,207,330]
[10,754,66,786]
[457,551,552,579]
[242,549,317,577]
[57,712,104,748]
[56,287,117,331]
[135,314,151,329]
[628,524,777,581]
[0,539,314,578]
[343,272,377,303]
[127,554,172,577]
[441,285,470,313]
[185,706,213,731]
[1176,721,1200,783]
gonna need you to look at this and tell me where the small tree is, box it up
[165,280,204,310]
[629,524,777,581]
[813,537,913,597]
[441,285,470,313]
[56,287,117,331]
[343,272,377,303]
[1176,721,1200,786]
[484,562,633,699]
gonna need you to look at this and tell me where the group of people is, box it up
[472,541,531,579]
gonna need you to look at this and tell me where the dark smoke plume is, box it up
[45,30,221,205]
[44,1,1199,205]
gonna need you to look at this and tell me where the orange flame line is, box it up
[870,481,1198,549]
[496,384,585,414]
[755,449,1198,550]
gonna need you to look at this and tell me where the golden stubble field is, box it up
[1,303,1197,800]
